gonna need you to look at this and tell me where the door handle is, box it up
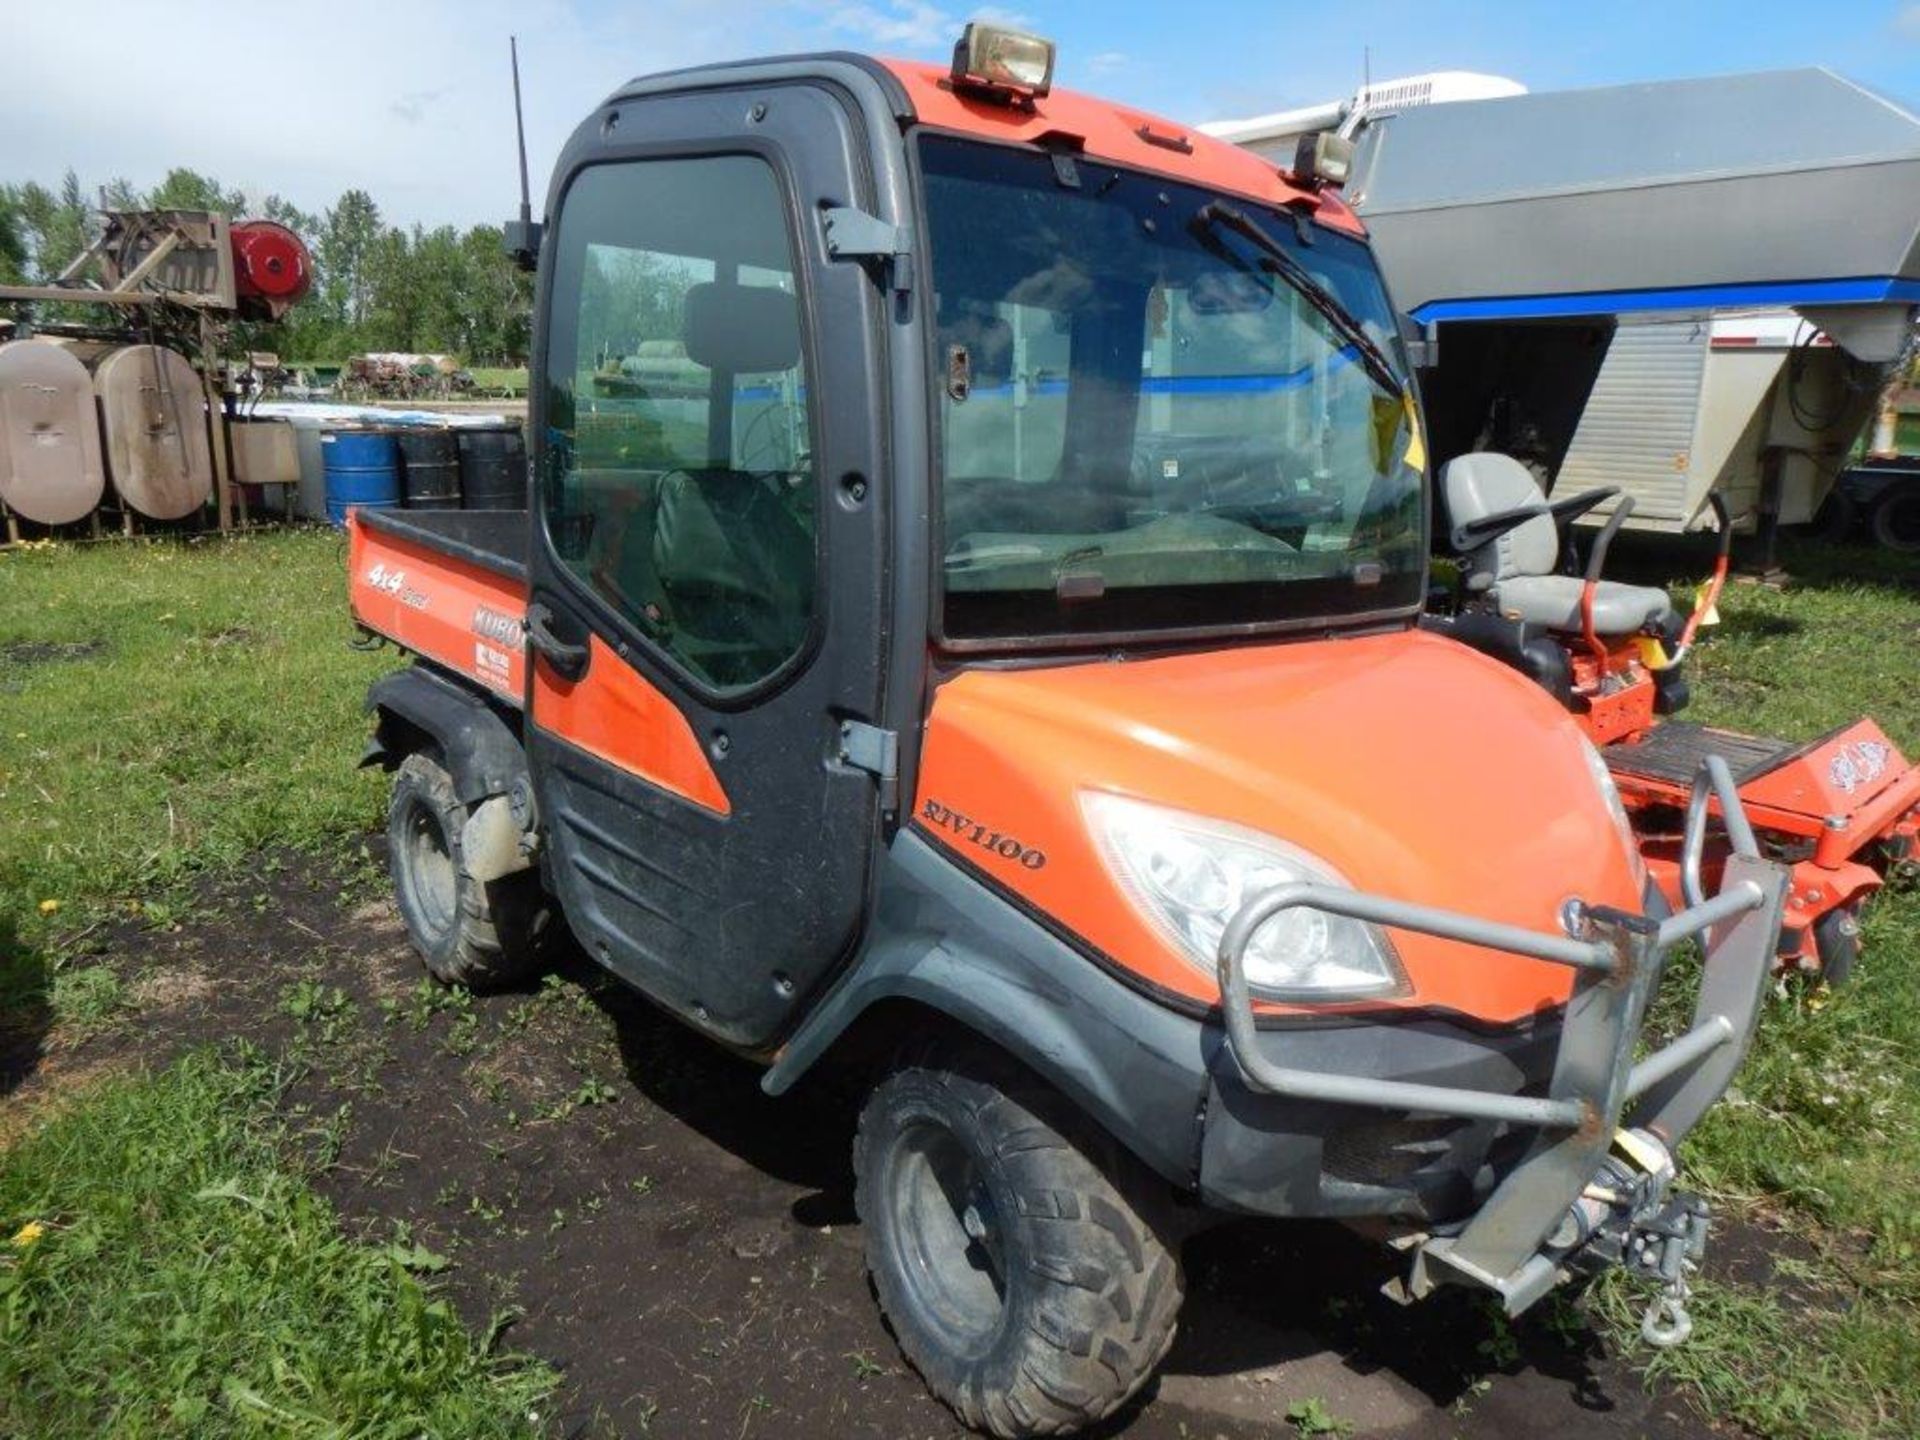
[526,602,589,681]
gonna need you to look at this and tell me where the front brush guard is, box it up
[1216,756,1788,1329]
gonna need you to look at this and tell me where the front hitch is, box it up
[1548,1127,1707,1347]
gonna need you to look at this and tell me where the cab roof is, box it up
[881,59,1365,236]
[603,51,1363,238]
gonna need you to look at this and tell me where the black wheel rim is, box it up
[401,798,458,941]
[885,1118,1009,1354]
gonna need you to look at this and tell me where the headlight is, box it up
[1082,791,1407,1002]
[1578,737,1648,890]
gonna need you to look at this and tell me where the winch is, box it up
[1554,1127,1708,1348]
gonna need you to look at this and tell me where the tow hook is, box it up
[1641,1277,1693,1348]
[1627,1191,1709,1348]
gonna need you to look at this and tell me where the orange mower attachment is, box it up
[1432,457,1919,980]
[1606,718,1918,980]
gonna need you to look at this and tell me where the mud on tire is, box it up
[854,1043,1184,1437]
[387,752,553,989]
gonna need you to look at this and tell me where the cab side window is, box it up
[543,156,815,693]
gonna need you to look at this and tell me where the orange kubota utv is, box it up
[349,27,1792,1435]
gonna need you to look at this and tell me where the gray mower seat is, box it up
[1443,452,1674,636]
[1484,573,1674,632]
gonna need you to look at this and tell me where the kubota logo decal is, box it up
[921,799,1046,870]
[1829,741,1891,795]
[472,606,524,645]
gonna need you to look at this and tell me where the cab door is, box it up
[525,84,890,1050]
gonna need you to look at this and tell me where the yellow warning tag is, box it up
[1614,1127,1669,1175]
[1636,636,1674,671]
[1693,582,1721,627]
[1401,393,1427,474]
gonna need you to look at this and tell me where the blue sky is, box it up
[7,1,1918,229]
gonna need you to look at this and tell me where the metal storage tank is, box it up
[229,418,300,487]
[0,339,107,525]
[93,345,213,520]
[321,429,401,525]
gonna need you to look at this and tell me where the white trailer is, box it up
[1555,311,1884,532]
[1206,69,1920,539]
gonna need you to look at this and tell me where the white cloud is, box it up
[813,0,954,49]
[1084,50,1130,76]
[1898,3,1920,39]
[388,90,448,127]
[969,6,1041,32]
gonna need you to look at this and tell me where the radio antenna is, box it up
[504,36,542,269]
[511,36,533,228]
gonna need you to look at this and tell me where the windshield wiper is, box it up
[1190,201,1406,398]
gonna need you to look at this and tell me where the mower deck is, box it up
[1599,716,1918,970]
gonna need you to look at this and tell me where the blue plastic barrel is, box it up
[321,429,401,526]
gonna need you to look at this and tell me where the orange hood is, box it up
[911,628,1643,1025]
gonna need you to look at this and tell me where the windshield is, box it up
[920,135,1427,643]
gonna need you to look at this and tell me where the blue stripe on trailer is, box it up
[1410,276,1920,323]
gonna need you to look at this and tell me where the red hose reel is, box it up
[230,220,313,317]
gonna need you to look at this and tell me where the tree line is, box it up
[0,168,532,365]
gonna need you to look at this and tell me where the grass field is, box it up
[1597,537,1920,1438]
[0,531,398,1028]
[467,367,530,397]
[0,526,1916,1437]
[0,1049,554,1437]
[0,532,559,1437]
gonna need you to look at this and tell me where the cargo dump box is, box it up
[348,508,529,702]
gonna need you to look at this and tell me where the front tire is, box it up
[1813,903,1862,987]
[854,1045,1183,1437]
[387,752,552,988]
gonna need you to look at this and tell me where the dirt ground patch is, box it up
[0,638,104,667]
[9,848,1717,1440]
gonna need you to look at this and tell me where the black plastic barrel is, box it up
[396,429,460,508]
[457,427,527,510]
[321,429,400,526]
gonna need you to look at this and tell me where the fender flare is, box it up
[762,832,1211,1190]
[363,664,528,809]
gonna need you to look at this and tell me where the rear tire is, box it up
[1869,488,1920,553]
[387,752,552,988]
[854,1044,1183,1437]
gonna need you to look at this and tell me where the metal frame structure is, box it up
[0,210,242,533]
[1217,755,1788,1329]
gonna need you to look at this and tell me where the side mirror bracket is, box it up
[1398,313,1438,372]
[503,218,543,273]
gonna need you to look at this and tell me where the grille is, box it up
[1324,1116,1470,1187]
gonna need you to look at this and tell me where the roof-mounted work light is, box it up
[950,22,1056,100]
[1292,132,1355,188]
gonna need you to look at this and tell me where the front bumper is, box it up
[1199,1013,1559,1223]
[1213,756,1787,1320]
